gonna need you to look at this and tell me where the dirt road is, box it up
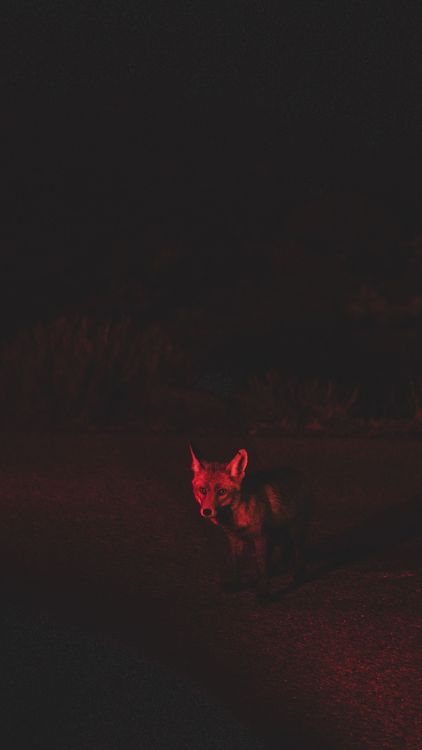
[1,432,421,749]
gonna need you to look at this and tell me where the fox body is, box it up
[190,446,310,600]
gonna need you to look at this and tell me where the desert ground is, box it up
[1,431,421,749]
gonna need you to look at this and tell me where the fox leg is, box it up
[253,536,271,600]
[288,521,308,584]
[221,533,245,592]
[268,527,290,575]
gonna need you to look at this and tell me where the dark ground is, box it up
[1,431,421,749]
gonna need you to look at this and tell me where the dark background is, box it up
[2,9,422,749]
[2,1,422,408]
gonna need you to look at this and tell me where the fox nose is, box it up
[201,508,213,517]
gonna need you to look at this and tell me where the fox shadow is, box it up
[302,495,422,587]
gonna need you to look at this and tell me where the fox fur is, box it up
[190,444,311,600]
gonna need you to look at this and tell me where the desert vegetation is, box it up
[2,196,422,434]
[0,309,422,435]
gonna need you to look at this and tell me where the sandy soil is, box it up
[1,432,421,749]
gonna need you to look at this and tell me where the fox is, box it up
[190,444,311,601]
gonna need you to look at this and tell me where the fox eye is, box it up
[199,487,207,495]
[216,488,226,496]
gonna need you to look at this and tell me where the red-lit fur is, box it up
[190,445,310,601]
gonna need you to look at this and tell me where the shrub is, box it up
[236,370,358,430]
[0,316,186,426]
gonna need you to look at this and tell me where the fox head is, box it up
[190,444,248,521]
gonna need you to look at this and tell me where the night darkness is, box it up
[2,2,422,402]
[2,4,422,750]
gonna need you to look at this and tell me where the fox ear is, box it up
[226,449,248,479]
[189,443,204,473]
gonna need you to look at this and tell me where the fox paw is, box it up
[292,568,308,586]
[255,589,281,605]
[220,577,248,593]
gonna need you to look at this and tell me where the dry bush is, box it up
[0,316,186,426]
[237,370,358,431]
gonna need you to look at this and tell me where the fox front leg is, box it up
[221,533,245,592]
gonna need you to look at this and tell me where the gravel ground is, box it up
[0,432,421,750]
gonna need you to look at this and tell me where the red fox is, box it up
[190,445,311,601]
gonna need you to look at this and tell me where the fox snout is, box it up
[199,497,218,518]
